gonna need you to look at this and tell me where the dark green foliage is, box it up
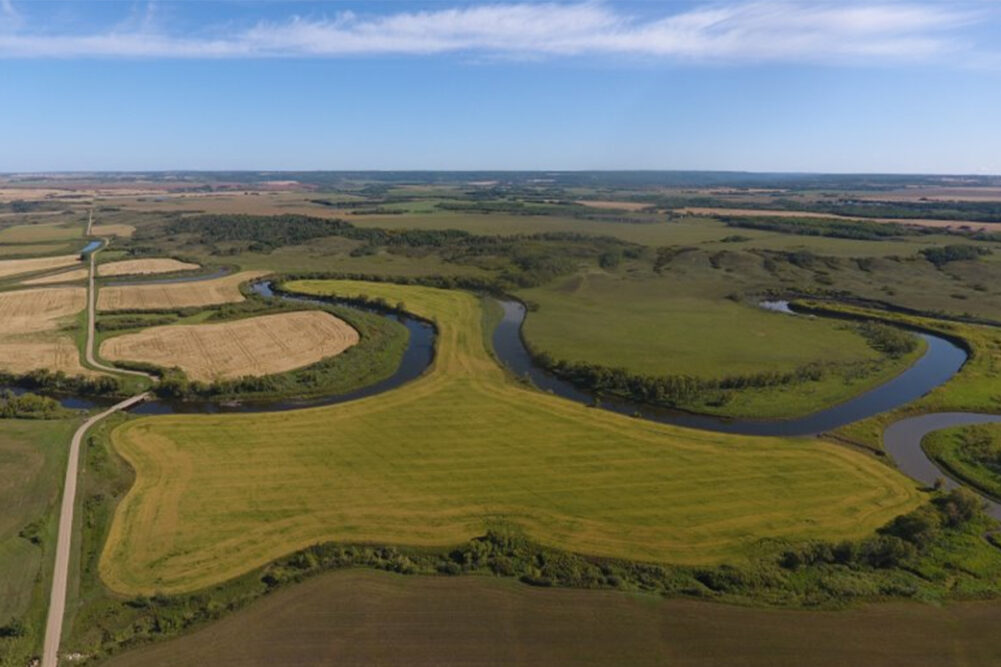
[720,214,926,240]
[920,244,991,267]
[96,314,178,332]
[0,369,121,397]
[856,322,918,357]
[0,617,25,638]
[0,389,63,418]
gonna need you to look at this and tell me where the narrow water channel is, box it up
[492,299,968,437]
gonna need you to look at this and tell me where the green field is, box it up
[104,569,1001,667]
[518,267,925,418]
[0,221,81,244]
[923,425,1001,500]
[98,279,920,595]
[0,419,77,665]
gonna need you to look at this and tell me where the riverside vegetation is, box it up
[8,173,1001,665]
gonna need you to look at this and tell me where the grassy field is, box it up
[923,425,1001,500]
[0,419,78,666]
[101,310,359,382]
[97,270,268,311]
[99,280,920,595]
[517,268,925,419]
[96,258,200,277]
[104,568,1001,667]
[0,221,81,244]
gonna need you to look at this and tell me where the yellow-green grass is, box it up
[100,280,921,595]
[0,221,81,244]
[923,425,1001,500]
[0,419,77,662]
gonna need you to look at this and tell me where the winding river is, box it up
[24,275,1001,510]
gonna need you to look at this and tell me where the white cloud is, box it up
[0,1,984,64]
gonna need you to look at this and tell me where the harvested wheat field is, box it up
[0,254,81,280]
[90,223,135,237]
[0,287,86,335]
[0,287,91,375]
[0,339,93,375]
[97,258,200,277]
[21,267,89,285]
[97,270,268,312]
[101,311,359,381]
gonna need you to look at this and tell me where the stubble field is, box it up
[97,270,268,311]
[100,310,359,382]
[97,258,200,277]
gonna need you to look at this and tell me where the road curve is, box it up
[42,232,154,667]
[83,243,155,380]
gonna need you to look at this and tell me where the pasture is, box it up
[518,267,923,418]
[103,569,1001,667]
[0,419,77,664]
[99,280,920,595]
[97,270,268,311]
[0,221,81,244]
[100,310,359,382]
[97,258,200,277]
[0,254,82,280]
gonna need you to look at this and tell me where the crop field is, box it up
[97,258,200,277]
[97,270,268,311]
[102,569,1001,667]
[0,253,82,280]
[90,223,135,237]
[0,221,81,243]
[0,419,77,664]
[0,286,92,376]
[99,280,920,595]
[100,310,360,382]
[0,286,85,335]
[21,267,89,285]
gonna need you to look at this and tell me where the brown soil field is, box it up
[97,258,200,277]
[101,311,359,382]
[90,223,135,238]
[0,254,82,280]
[97,270,268,311]
[0,287,91,375]
[679,206,1001,230]
[576,199,652,211]
[0,287,86,335]
[104,569,1001,667]
[21,267,90,285]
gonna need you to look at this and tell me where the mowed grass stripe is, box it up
[101,280,921,595]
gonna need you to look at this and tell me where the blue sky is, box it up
[1,1,999,174]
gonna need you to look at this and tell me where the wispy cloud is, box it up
[0,1,985,64]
